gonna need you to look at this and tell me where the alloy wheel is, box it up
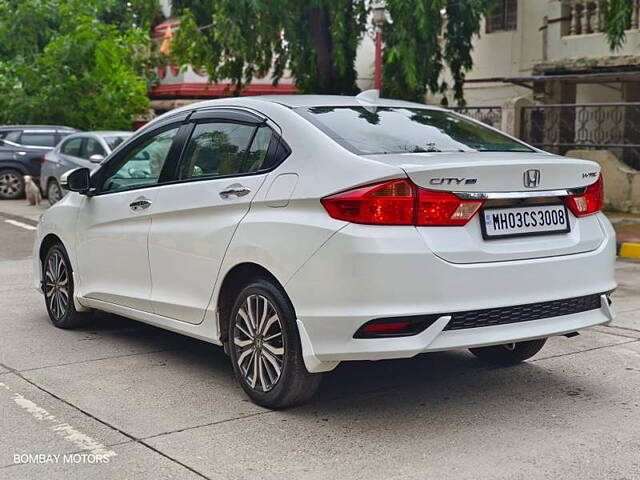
[233,294,285,392]
[0,171,22,198]
[44,251,70,321]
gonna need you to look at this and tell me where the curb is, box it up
[617,242,640,259]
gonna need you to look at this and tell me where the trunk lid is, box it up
[365,151,600,192]
[365,152,606,264]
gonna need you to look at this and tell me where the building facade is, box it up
[438,0,640,175]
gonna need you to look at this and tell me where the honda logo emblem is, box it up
[523,169,541,188]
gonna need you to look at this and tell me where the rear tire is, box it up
[0,168,25,199]
[47,179,63,205]
[43,243,90,329]
[469,338,547,365]
[227,278,322,408]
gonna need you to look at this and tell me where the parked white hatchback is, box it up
[33,93,616,408]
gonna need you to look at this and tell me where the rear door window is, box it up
[21,131,57,147]
[178,122,257,180]
[61,137,83,157]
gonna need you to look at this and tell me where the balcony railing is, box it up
[564,0,639,35]
[520,102,640,169]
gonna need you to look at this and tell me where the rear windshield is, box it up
[295,106,533,155]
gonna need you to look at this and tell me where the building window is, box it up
[486,0,517,33]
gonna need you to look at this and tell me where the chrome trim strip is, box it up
[454,187,586,200]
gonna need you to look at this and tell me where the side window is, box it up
[179,122,256,180]
[61,137,83,157]
[0,130,18,140]
[83,138,106,159]
[244,126,274,173]
[21,132,57,147]
[5,131,22,143]
[102,127,179,193]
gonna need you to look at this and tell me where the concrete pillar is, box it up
[501,95,536,138]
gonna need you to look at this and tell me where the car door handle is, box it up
[129,197,152,211]
[219,186,251,199]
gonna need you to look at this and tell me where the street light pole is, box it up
[372,3,386,91]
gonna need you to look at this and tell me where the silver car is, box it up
[41,131,132,204]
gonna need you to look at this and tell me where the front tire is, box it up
[469,338,547,365]
[43,244,90,329]
[228,278,322,408]
[47,179,63,205]
[0,168,25,199]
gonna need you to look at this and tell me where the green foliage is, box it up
[0,0,161,129]
[171,0,367,95]
[601,0,634,51]
[172,0,492,103]
[382,0,494,105]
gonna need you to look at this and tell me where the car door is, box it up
[147,109,280,323]
[75,122,185,312]
[57,136,87,179]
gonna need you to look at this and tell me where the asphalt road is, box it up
[1,202,640,480]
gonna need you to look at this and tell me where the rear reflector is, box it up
[321,179,483,226]
[354,315,441,338]
[39,156,46,164]
[565,175,603,217]
[362,321,411,334]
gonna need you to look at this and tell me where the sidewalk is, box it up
[0,199,48,223]
[607,211,640,259]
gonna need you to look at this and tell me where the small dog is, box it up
[24,175,42,206]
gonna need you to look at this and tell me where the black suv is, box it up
[0,125,78,199]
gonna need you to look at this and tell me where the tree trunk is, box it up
[308,5,334,93]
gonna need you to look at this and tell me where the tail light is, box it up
[320,179,414,225]
[565,175,603,217]
[415,189,483,226]
[39,156,46,164]
[321,179,483,226]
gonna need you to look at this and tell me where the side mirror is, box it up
[89,154,104,163]
[60,168,91,194]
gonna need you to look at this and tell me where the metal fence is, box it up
[520,103,640,170]
[450,106,502,129]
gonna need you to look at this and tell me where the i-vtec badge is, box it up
[429,177,477,185]
[523,169,541,188]
[582,171,598,178]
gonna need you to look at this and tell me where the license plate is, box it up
[481,204,570,239]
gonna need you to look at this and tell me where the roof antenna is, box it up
[356,89,380,104]
[356,89,380,113]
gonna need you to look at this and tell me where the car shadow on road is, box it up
[75,311,596,423]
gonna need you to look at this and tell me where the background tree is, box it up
[171,0,367,95]
[0,0,162,129]
[602,0,636,50]
[382,0,495,105]
[171,0,497,103]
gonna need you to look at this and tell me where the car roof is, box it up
[64,131,132,138]
[248,94,443,110]
[0,125,78,131]
[143,93,449,136]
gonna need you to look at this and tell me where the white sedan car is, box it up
[33,93,616,408]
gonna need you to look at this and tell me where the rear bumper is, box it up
[286,216,617,373]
